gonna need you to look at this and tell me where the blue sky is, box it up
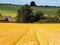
[0,0,60,6]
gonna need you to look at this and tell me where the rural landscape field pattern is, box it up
[0,23,60,45]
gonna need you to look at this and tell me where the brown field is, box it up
[0,23,60,45]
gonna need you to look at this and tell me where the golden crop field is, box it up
[0,23,60,45]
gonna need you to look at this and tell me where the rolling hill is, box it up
[0,4,60,18]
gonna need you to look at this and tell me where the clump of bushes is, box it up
[38,15,60,23]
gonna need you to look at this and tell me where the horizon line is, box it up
[0,3,60,7]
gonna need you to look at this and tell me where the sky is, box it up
[0,0,60,6]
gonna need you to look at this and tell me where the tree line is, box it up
[16,4,60,23]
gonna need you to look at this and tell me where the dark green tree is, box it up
[16,9,21,22]
[16,4,33,23]
[30,1,36,6]
[0,14,2,20]
[36,11,45,20]
[30,11,45,23]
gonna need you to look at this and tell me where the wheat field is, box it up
[0,23,60,45]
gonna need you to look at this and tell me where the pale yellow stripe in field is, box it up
[15,25,40,45]
[0,23,60,45]
[34,24,60,45]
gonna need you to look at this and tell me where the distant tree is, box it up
[57,9,60,16]
[30,15,40,23]
[30,11,45,23]
[0,14,2,17]
[52,16,59,23]
[30,16,35,23]
[16,9,20,22]
[30,1,36,6]
[40,5,43,7]
[36,11,45,20]
[43,15,60,23]
[45,5,49,7]
[0,14,2,20]
[16,4,33,23]
[9,3,11,5]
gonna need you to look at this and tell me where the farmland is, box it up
[0,23,60,45]
[0,4,60,18]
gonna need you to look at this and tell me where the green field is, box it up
[0,4,60,18]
